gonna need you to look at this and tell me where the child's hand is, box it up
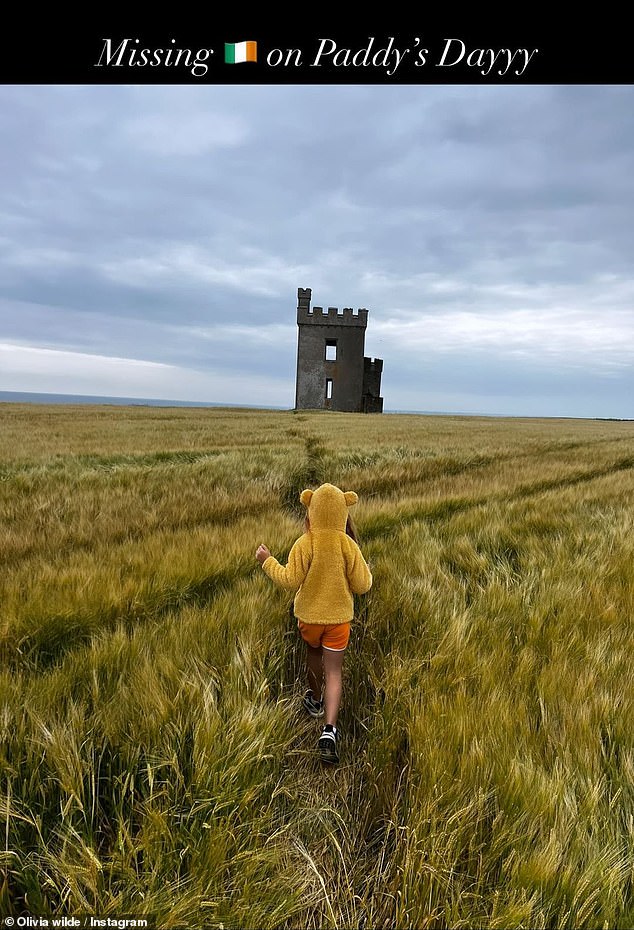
[255,544,271,564]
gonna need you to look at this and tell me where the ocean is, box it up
[1,391,616,419]
[0,390,283,409]
[0,390,434,415]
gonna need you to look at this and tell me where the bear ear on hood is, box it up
[344,491,358,506]
[300,489,313,507]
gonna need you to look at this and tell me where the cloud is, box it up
[121,111,249,156]
[98,244,310,298]
[0,342,290,406]
[372,299,634,372]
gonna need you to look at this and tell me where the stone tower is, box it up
[295,287,383,413]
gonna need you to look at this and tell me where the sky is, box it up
[1,83,633,417]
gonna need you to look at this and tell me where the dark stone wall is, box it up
[295,287,383,413]
[362,357,384,413]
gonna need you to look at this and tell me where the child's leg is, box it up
[306,643,324,698]
[322,647,345,727]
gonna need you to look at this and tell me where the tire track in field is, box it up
[2,564,245,673]
[348,435,633,500]
[0,439,293,480]
[361,453,634,540]
[0,494,280,568]
[0,449,230,481]
[508,454,634,499]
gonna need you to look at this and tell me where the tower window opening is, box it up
[325,340,337,361]
[326,378,333,399]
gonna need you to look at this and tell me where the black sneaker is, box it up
[302,690,324,718]
[318,725,339,764]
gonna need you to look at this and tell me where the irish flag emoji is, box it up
[225,41,257,64]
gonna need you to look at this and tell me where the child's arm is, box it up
[256,535,312,590]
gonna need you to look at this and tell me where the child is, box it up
[255,482,372,764]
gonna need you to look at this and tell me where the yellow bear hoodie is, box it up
[262,483,373,624]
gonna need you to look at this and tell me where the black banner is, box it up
[1,17,632,84]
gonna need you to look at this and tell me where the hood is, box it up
[300,483,358,532]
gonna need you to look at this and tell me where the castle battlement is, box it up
[298,305,368,326]
[296,287,367,326]
[364,357,383,371]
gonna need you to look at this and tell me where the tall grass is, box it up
[1,403,633,928]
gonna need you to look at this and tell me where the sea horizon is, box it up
[0,389,473,417]
[0,389,282,410]
[0,390,630,421]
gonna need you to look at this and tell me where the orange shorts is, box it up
[297,620,351,651]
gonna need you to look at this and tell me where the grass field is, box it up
[1,402,633,929]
